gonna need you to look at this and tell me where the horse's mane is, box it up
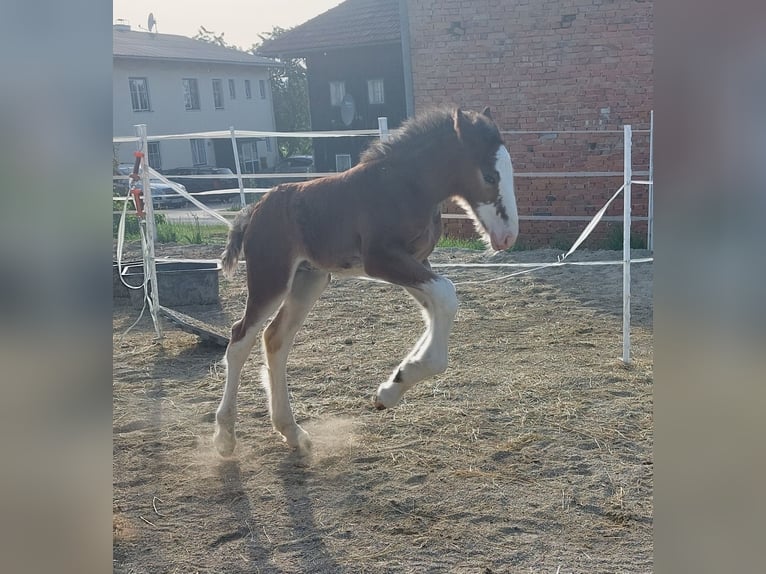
[359,108,457,164]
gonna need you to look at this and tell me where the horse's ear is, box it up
[482,106,492,119]
[453,108,466,139]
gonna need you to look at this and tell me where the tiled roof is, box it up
[113,29,278,67]
[257,0,401,57]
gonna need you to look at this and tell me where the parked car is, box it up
[113,164,187,209]
[262,155,316,188]
[161,166,239,203]
[274,155,315,174]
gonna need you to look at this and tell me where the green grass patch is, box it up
[114,214,229,245]
[437,236,486,250]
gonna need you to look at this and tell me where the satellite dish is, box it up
[147,13,156,32]
[340,93,356,127]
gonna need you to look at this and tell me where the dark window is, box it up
[191,139,207,165]
[128,77,150,111]
[212,79,224,109]
[183,78,200,110]
[147,141,161,170]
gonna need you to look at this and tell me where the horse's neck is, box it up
[420,145,471,204]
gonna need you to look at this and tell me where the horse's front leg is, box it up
[373,275,458,408]
[364,248,458,409]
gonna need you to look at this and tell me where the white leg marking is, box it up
[262,271,328,453]
[375,276,458,408]
[214,324,263,456]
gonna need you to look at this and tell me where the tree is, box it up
[256,28,311,158]
[194,26,312,159]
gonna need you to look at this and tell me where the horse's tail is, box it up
[221,203,257,278]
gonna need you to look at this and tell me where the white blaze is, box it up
[474,145,519,249]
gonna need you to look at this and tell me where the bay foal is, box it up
[214,107,518,456]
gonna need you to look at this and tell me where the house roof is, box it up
[113,28,278,67]
[257,0,401,57]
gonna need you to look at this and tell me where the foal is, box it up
[214,107,518,456]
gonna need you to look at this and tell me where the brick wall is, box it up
[405,0,653,248]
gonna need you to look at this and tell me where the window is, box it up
[335,154,352,172]
[128,77,151,111]
[147,141,162,170]
[259,79,267,99]
[244,79,252,99]
[183,78,200,110]
[190,139,207,166]
[329,81,346,106]
[228,79,236,99]
[265,138,272,152]
[212,79,224,109]
[367,78,385,104]
[241,141,258,173]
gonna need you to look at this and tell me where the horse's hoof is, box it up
[213,426,236,457]
[283,425,312,455]
[296,431,313,455]
[374,381,402,409]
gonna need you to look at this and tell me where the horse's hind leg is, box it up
[262,268,330,453]
[214,259,297,457]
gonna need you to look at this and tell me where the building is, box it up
[261,0,654,247]
[113,22,281,174]
[258,0,408,173]
[405,0,654,247]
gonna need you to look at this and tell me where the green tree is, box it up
[194,26,312,159]
[256,28,311,158]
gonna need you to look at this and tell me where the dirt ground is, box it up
[113,244,653,573]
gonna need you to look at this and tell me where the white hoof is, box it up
[213,423,236,457]
[374,380,404,410]
[282,424,312,455]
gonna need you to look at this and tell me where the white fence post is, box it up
[229,126,246,208]
[647,110,654,252]
[378,117,390,142]
[623,125,632,364]
[134,123,163,338]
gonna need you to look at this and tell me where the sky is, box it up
[113,0,346,50]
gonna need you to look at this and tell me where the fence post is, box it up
[134,123,163,338]
[229,126,246,209]
[647,110,654,252]
[378,117,390,142]
[623,125,632,364]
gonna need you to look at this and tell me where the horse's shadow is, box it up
[214,454,347,574]
[276,453,348,573]
[215,459,281,573]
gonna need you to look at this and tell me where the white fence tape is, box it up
[146,167,231,227]
[559,185,624,262]
[114,128,380,144]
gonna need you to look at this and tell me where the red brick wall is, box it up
[406,0,653,248]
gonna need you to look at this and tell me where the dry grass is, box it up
[114,244,653,573]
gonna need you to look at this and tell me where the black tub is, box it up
[117,259,222,307]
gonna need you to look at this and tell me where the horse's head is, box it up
[452,107,519,251]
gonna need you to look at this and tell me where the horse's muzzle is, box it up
[490,231,516,251]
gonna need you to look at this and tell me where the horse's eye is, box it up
[483,173,497,185]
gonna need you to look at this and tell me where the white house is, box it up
[113,23,280,174]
